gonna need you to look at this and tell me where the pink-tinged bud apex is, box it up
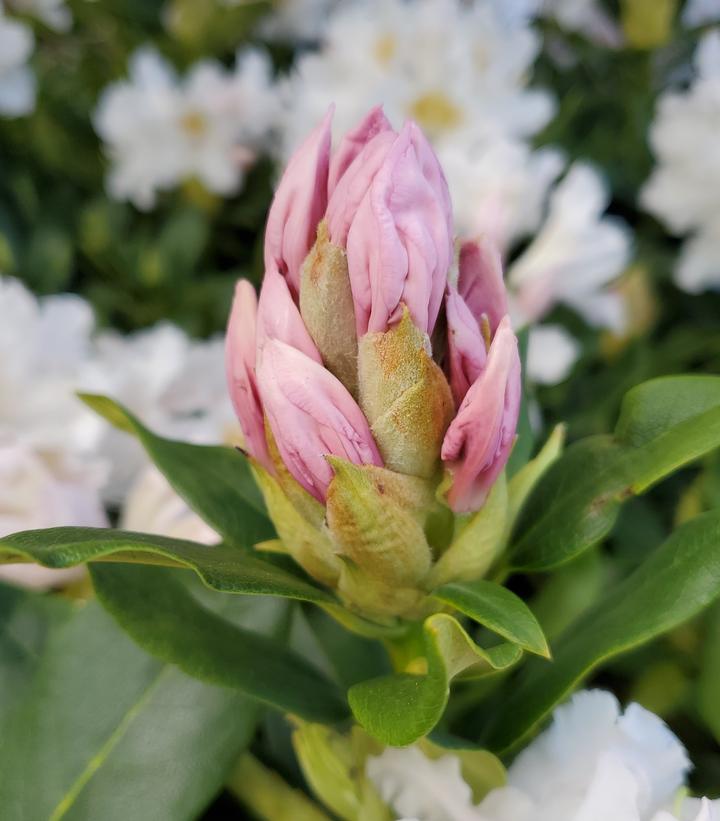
[327,105,393,196]
[345,122,454,336]
[257,339,383,501]
[257,263,323,364]
[264,108,333,296]
[446,285,487,407]
[225,280,272,471]
[441,317,521,514]
[458,237,508,335]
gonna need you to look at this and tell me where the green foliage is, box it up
[79,394,273,547]
[90,564,348,722]
[0,527,332,602]
[511,376,720,571]
[485,509,720,752]
[0,585,278,820]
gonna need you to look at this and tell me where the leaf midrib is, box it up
[49,666,172,821]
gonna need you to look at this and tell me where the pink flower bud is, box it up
[264,107,333,296]
[457,237,508,335]
[256,263,322,363]
[257,339,383,501]
[344,122,454,337]
[225,280,272,471]
[445,285,487,407]
[441,316,521,514]
[327,105,393,196]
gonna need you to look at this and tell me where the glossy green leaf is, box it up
[79,393,273,547]
[90,563,348,723]
[0,594,276,821]
[511,376,720,571]
[485,509,720,753]
[0,527,333,604]
[349,614,521,746]
[432,580,550,657]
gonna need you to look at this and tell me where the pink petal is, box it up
[264,107,333,296]
[441,317,521,514]
[458,237,508,335]
[328,105,393,196]
[445,285,487,406]
[345,122,454,336]
[256,263,323,363]
[225,279,272,470]
[326,129,397,248]
[257,339,383,501]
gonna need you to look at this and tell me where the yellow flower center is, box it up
[374,34,397,65]
[180,111,207,138]
[409,91,463,136]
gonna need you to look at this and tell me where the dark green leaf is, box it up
[0,595,272,821]
[511,376,720,571]
[485,509,720,753]
[0,527,333,604]
[349,614,521,746]
[79,393,273,547]
[432,580,550,657]
[90,563,348,723]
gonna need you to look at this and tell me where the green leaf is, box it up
[485,509,720,753]
[79,393,273,547]
[511,375,720,571]
[349,614,522,746]
[90,564,348,724]
[0,527,333,604]
[0,595,272,821]
[432,580,550,658]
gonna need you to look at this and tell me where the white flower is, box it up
[94,46,278,209]
[539,0,623,46]
[120,465,218,544]
[526,324,581,385]
[682,0,720,28]
[254,0,339,41]
[443,137,565,252]
[366,746,481,821]
[79,323,237,502]
[366,691,719,821]
[6,0,72,32]
[0,6,36,117]
[0,442,106,590]
[641,30,720,292]
[279,0,554,158]
[0,277,102,456]
[509,162,631,333]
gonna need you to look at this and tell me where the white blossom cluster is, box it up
[0,277,232,587]
[367,690,719,821]
[275,0,631,385]
[641,30,720,294]
[93,46,278,209]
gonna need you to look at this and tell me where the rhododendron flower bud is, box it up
[225,108,521,619]
[225,280,272,470]
[442,317,521,514]
[264,108,332,295]
[257,339,382,501]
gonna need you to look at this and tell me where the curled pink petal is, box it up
[256,263,322,363]
[445,285,487,406]
[441,316,521,514]
[326,129,397,247]
[225,279,272,470]
[264,107,333,295]
[458,237,508,335]
[328,105,393,196]
[257,339,383,501]
[345,122,454,336]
